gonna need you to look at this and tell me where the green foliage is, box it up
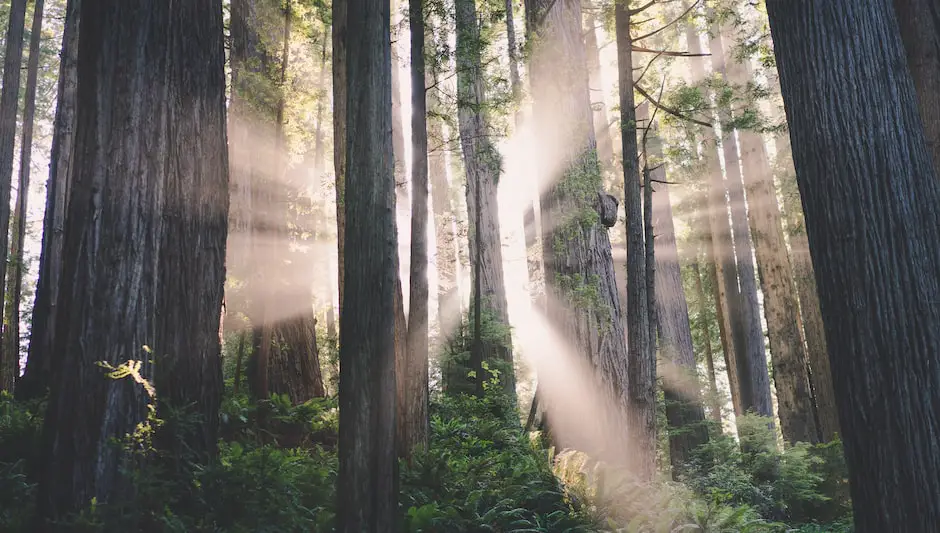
[400,391,596,532]
[682,414,851,527]
[0,393,41,531]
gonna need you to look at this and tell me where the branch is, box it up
[634,83,712,127]
[630,0,657,16]
[633,0,700,42]
[632,44,709,57]
[635,51,665,86]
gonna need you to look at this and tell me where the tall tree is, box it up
[893,0,940,174]
[524,0,630,468]
[584,0,614,177]
[707,24,773,418]
[4,0,46,386]
[775,131,840,441]
[402,0,430,455]
[646,119,708,477]
[36,0,228,520]
[0,0,28,392]
[724,34,818,442]
[456,0,514,395]
[686,26,742,418]
[333,0,347,321]
[615,1,656,480]
[337,3,398,532]
[18,0,76,401]
[766,1,940,530]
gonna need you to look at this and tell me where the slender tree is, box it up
[401,0,431,456]
[692,260,723,425]
[766,1,940,530]
[708,23,772,418]
[338,3,398,531]
[615,0,656,480]
[36,0,228,520]
[724,33,818,443]
[333,0,347,320]
[646,117,708,477]
[456,0,514,395]
[3,0,45,386]
[775,130,840,441]
[0,0,28,392]
[584,0,614,177]
[18,0,77,401]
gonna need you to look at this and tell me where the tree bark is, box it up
[4,0,45,391]
[775,132,840,440]
[615,2,655,480]
[726,48,818,442]
[686,27,741,419]
[584,0,614,177]
[0,0,28,392]
[333,0,347,322]
[19,0,72,402]
[692,261,723,425]
[401,0,430,456]
[647,128,708,477]
[893,0,940,175]
[338,3,398,531]
[456,0,514,395]
[525,0,631,469]
[708,25,773,419]
[36,0,228,521]
[766,1,940,530]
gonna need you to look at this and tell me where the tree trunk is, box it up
[402,0,430,456]
[686,27,741,419]
[893,0,940,174]
[584,0,614,177]
[525,0,631,468]
[708,25,773,419]
[427,77,458,351]
[36,0,228,521]
[4,0,45,391]
[726,50,818,442]
[647,130,708,477]
[692,261,723,425]
[338,1,398,531]
[456,0,514,395]
[0,0,28,393]
[775,132,840,440]
[615,2,655,480]
[333,0,347,322]
[766,1,940,530]
[19,0,73,401]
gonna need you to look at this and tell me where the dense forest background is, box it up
[0,0,938,531]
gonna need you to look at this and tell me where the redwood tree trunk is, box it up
[333,0,347,321]
[36,0,228,521]
[767,1,940,530]
[402,0,430,456]
[525,0,631,469]
[708,25,773,418]
[456,0,514,395]
[19,0,75,401]
[647,129,707,477]
[4,0,45,390]
[0,0,28,392]
[616,2,655,480]
[338,2,398,531]
[726,45,818,442]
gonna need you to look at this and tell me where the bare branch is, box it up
[630,0,658,16]
[633,0,700,42]
[632,44,709,57]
